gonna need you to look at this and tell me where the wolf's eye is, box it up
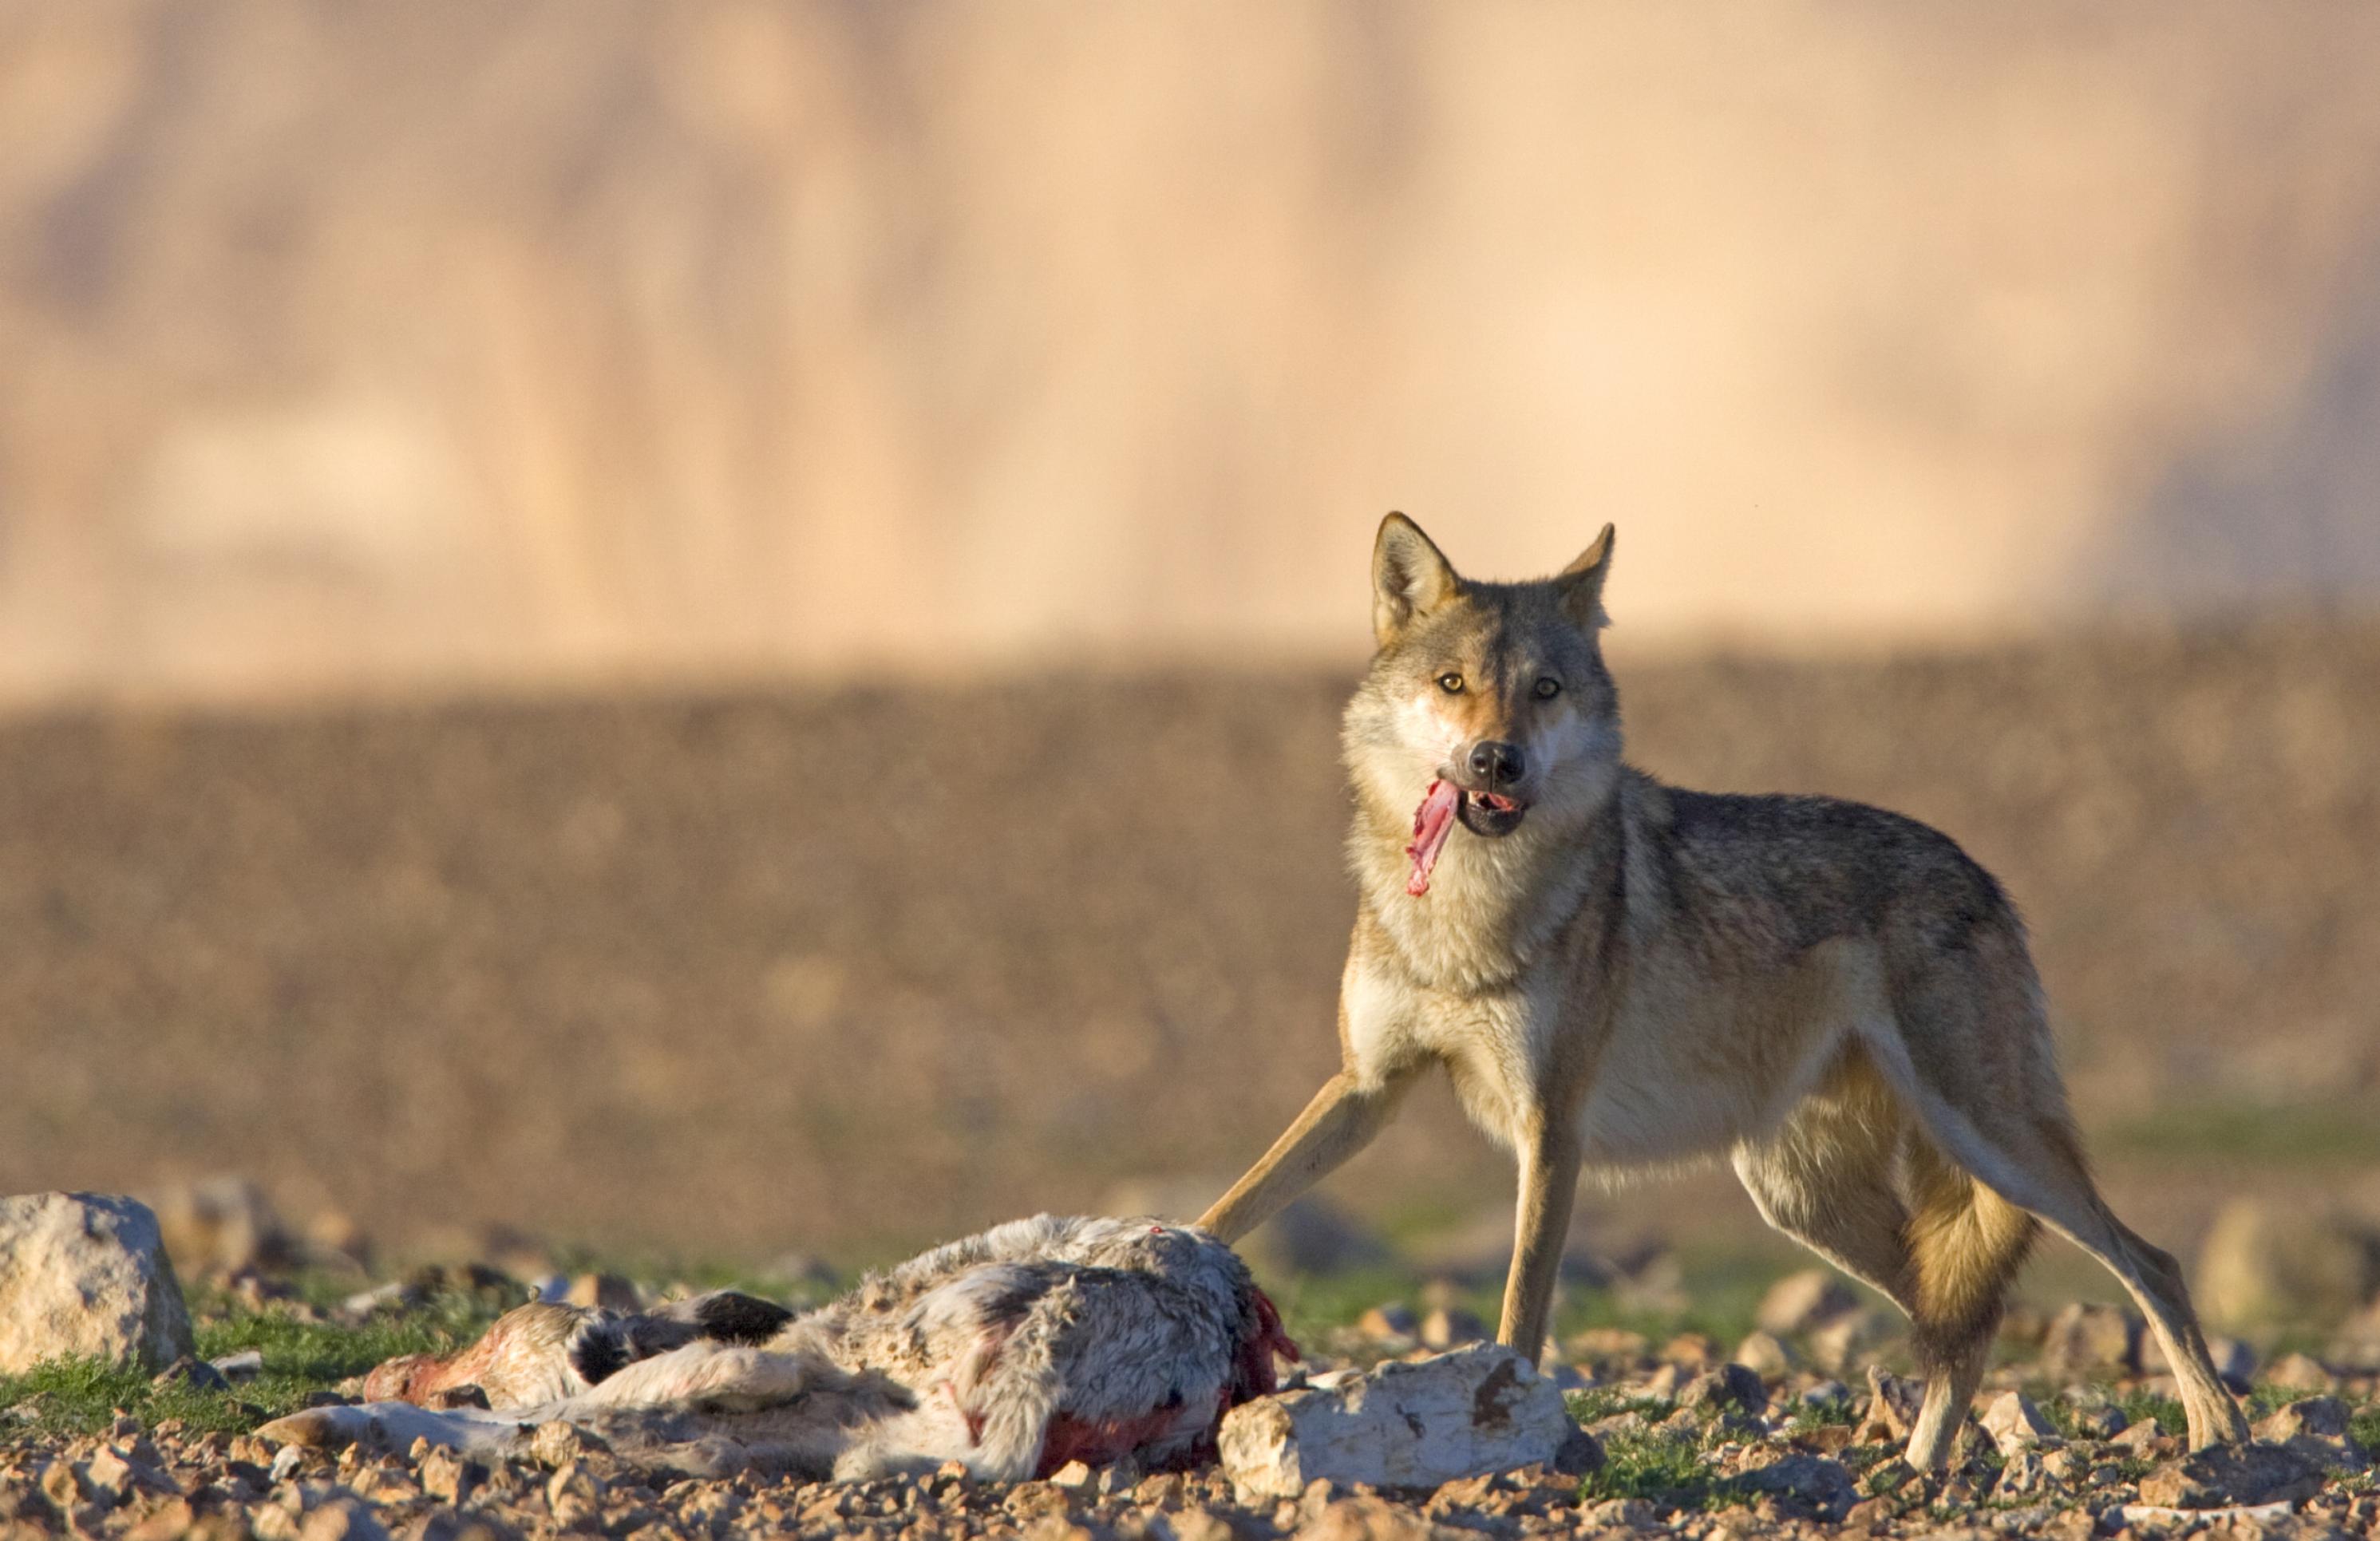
[1534,677,1561,699]
[1437,673,1464,693]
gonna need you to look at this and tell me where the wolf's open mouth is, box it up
[1456,788,1527,839]
[1405,780,1527,895]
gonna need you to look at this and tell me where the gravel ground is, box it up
[1,622,2376,1261]
[6,1286,2380,1541]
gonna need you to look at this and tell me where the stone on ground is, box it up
[1804,1310,1884,1375]
[2136,1441,2327,1509]
[1852,1365,1923,1445]
[1678,1363,1766,1417]
[1417,1306,1485,1351]
[2037,1302,2140,1377]
[2262,1349,2340,1393]
[0,1191,194,1373]
[1994,1446,2052,1499]
[2331,1294,2380,1369]
[1217,1345,1585,1501]
[298,1497,392,1541]
[2255,1395,2350,1440]
[1732,1450,1856,1517]
[147,1176,291,1278]
[1754,1270,1860,1337]
[2196,1199,2380,1331]
[1730,1330,1797,1378]
[1301,1495,1462,1541]
[1979,1390,2059,1456]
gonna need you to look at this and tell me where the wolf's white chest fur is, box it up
[1348,907,1872,1170]
[1343,962,1557,1148]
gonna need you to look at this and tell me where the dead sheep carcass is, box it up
[266,1215,1299,1481]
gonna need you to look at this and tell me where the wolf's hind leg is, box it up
[1734,1051,2026,1471]
[1938,1108,2247,1451]
[1868,1027,2248,1448]
[1732,1054,1919,1310]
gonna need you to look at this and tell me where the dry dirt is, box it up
[1,622,2376,1263]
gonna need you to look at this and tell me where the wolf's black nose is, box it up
[1469,741,1524,787]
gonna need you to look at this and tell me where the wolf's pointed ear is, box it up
[1556,524,1615,631]
[1373,513,1461,647]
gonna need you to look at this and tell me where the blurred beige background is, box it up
[4,2,2379,705]
[1,5,2378,1298]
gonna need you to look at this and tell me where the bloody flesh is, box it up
[1406,778,1460,895]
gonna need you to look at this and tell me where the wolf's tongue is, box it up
[1405,779,1461,896]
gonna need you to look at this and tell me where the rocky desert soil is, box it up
[2,622,2375,1266]
[5,1257,2380,1541]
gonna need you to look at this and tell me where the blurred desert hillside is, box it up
[2,2,2380,704]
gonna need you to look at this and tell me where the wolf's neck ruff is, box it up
[1362,773,1624,997]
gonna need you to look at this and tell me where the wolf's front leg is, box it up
[1496,1118,1584,1363]
[1198,1070,1415,1242]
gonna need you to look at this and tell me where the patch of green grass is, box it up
[1579,1425,1721,1511]
[1841,1444,1901,1476]
[1567,1388,1674,1424]
[0,1291,504,1440]
[2096,1100,2380,1165]
[1266,1266,1474,1347]
[2113,1388,2186,1438]
[2350,1405,2380,1459]
[1780,1396,1860,1435]
[0,1358,246,1440]
[2032,1395,2082,1441]
[1260,1237,1817,1361]
[1552,1244,1795,1351]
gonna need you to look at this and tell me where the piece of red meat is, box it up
[1406,778,1460,895]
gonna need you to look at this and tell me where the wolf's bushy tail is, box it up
[1900,1140,2038,1374]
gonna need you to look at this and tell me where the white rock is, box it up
[1979,1390,2059,1456]
[212,1348,266,1383]
[1217,1343,1579,1501]
[1731,1330,1797,1378]
[1754,1270,1859,1337]
[0,1192,194,1373]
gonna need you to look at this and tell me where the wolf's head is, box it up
[1343,514,1623,855]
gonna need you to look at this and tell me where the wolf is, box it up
[1198,514,2249,1469]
